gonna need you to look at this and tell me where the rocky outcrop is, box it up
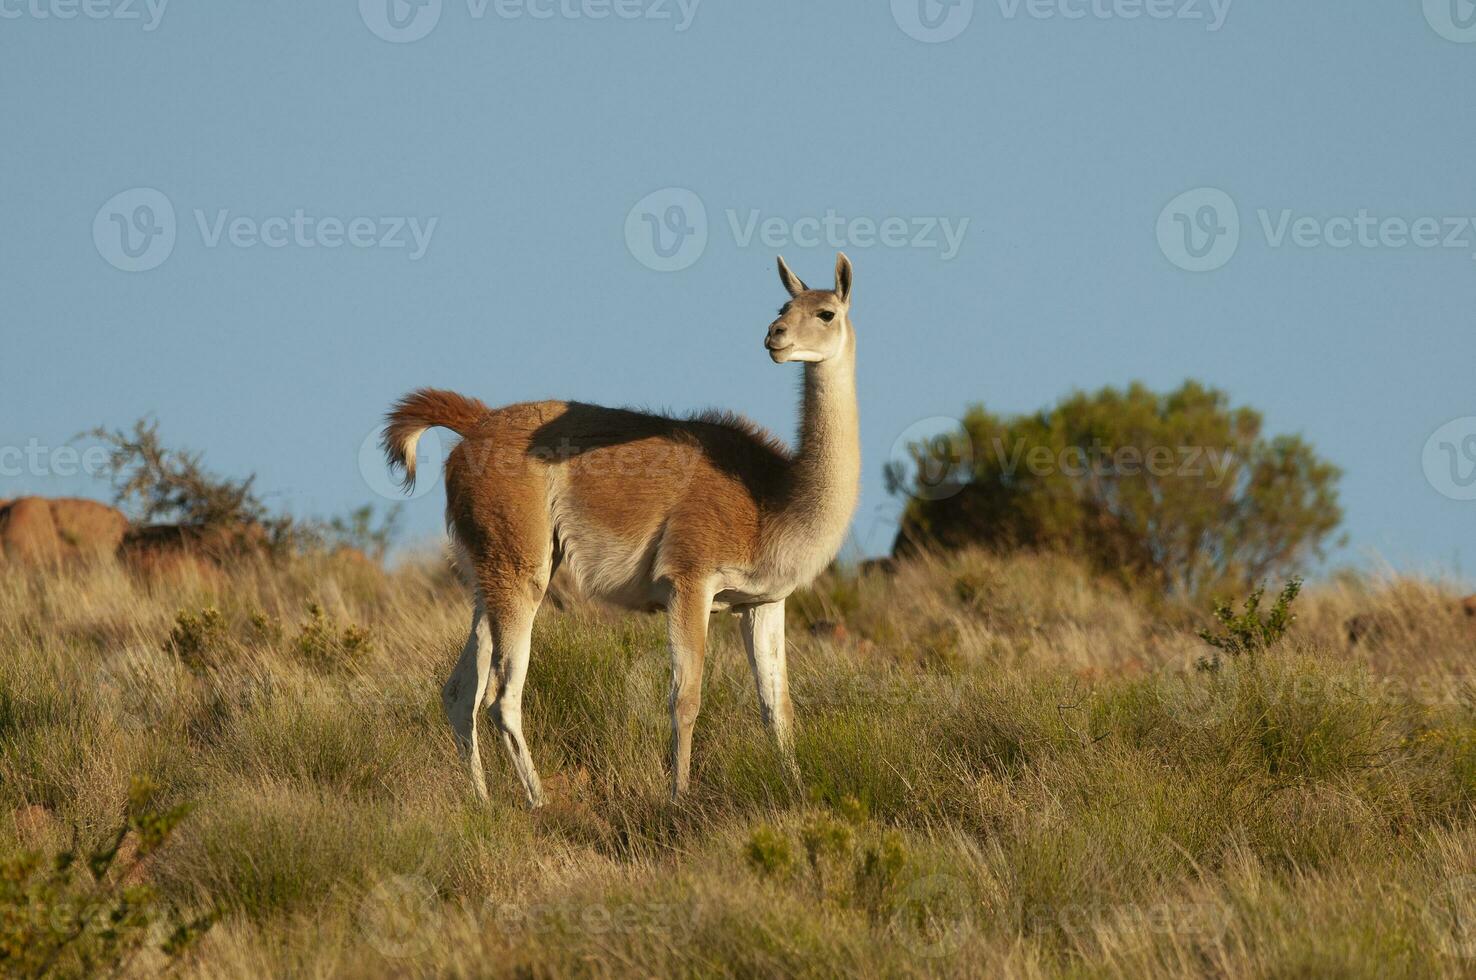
[0,497,128,565]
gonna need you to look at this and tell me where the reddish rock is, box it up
[49,498,128,557]
[0,497,127,565]
[0,498,62,564]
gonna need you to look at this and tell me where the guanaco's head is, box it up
[765,252,853,365]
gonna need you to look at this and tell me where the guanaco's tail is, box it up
[382,388,492,491]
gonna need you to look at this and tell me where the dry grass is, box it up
[4,547,1476,977]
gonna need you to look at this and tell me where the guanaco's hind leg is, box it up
[442,603,493,800]
[482,597,546,808]
[445,440,553,808]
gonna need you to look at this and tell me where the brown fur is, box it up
[382,389,494,491]
[385,396,799,601]
[386,254,861,804]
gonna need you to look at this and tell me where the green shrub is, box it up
[743,818,918,923]
[245,609,283,646]
[745,826,795,878]
[166,607,230,673]
[890,381,1342,597]
[87,417,400,560]
[293,603,373,670]
[1198,579,1302,662]
[0,777,212,978]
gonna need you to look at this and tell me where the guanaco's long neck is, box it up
[795,351,860,504]
[767,336,860,579]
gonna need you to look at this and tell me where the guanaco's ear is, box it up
[834,252,852,303]
[776,255,807,297]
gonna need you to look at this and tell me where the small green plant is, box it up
[745,825,795,879]
[1198,578,1302,661]
[834,794,868,825]
[853,832,909,919]
[165,606,229,673]
[745,818,913,919]
[294,602,374,669]
[0,777,214,978]
[917,618,963,667]
[788,569,863,632]
[800,816,855,899]
[800,816,854,870]
[245,609,283,646]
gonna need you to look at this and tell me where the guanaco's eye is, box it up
[817,310,835,322]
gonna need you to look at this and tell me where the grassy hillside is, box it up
[3,550,1476,977]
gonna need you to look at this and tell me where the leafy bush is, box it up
[245,609,284,646]
[294,602,374,669]
[165,607,230,673]
[743,810,917,924]
[0,778,212,978]
[86,418,400,560]
[1198,579,1302,661]
[889,381,1342,597]
[87,419,296,553]
[745,826,795,878]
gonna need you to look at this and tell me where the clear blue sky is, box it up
[2,1,1473,577]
